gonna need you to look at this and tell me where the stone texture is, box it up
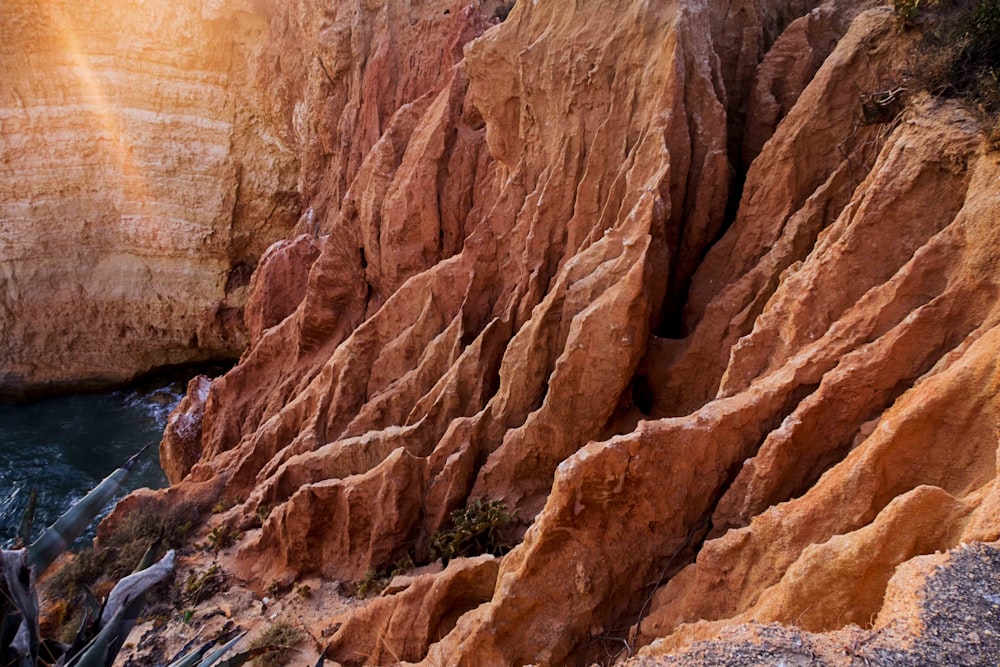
[160,374,212,484]
[88,0,1000,665]
[630,541,1000,666]
[0,0,300,396]
[328,555,499,665]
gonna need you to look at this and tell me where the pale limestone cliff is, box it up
[0,0,299,395]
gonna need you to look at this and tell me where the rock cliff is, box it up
[67,0,1000,664]
[0,0,300,396]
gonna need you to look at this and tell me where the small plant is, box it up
[354,568,389,598]
[239,503,274,531]
[894,0,922,27]
[390,554,414,577]
[352,555,416,598]
[254,504,273,527]
[429,498,516,564]
[246,621,305,667]
[180,562,231,605]
[265,580,291,598]
[45,546,104,596]
[295,583,312,599]
[207,524,239,553]
[212,496,240,514]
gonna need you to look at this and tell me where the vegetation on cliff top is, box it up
[896,0,1000,141]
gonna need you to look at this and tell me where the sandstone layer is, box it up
[103,0,1000,665]
[0,0,300,396]
[631,540,1000,666]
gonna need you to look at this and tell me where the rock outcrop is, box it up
[0,0,300,396]
[87,0,1000,664]
[632,540,1000,665]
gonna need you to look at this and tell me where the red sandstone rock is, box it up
[160,375,212,484]
[243,235,322,346]
[631,540,1000,665]
[328,555,499,665]
[82,0,1000,665]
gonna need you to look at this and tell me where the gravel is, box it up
[630,541,1000,667]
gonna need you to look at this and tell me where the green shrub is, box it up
[207,524,239,553]
[429,498,515,564]
[354,568,388,598]
[352,555,415,598]
[904,1,1000,109]
[211,496,240,514]
[894,0,923,26]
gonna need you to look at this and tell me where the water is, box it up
[0,382,185,549]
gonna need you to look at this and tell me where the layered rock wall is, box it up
[0,0,299,395]
[108,0,1000,665]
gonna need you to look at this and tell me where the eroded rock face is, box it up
[160,375,212,485]
[243,234,322,347]
[329,555,500,665]
[109,0,1000,664]
[0,0,300,395]
[631,540,1000,666]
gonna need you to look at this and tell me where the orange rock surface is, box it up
[68,0,1000,664]
[0,0,299,395]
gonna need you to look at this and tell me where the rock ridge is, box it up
[86,0,1000,665]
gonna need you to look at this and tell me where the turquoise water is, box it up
[0,382,185,549]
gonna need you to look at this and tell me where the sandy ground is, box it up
[114,548,364,666]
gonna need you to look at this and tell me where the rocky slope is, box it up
[0,0,300,396]
[634,540,1000,666]
[91,0,1000,664]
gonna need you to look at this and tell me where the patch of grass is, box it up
[352,555,415,598]
[247,621,305,667]
[894,0,923,26]
[179,562,231,606]
[52,601,84,645]
[354,569,388,598]
[206,524,239,553]
[45,502,197,597]
[429,498,516,565]
[901,0,1000,114]
[211,496,240,514]
[45,548,104,597]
